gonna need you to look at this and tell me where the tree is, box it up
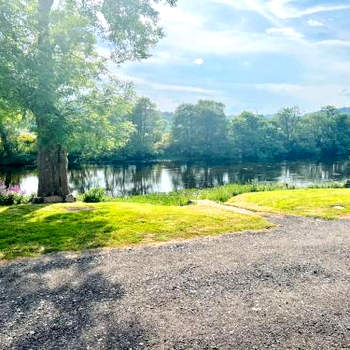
[171,103,198,157]
[0,0,176,200]
[0,98,36,163]
[67,79,136,161]
[196,100,228,157]
[229,111,280,160]
[303,106,350,157]
[0,100,20,160]
[124,97,163,158]
[274,106,302,157]
[170,100,228,158]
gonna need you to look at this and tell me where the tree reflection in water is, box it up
[1,160,350,196]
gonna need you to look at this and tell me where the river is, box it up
[1,160,350,196]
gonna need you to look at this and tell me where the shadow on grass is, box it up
[0,204,115,259]
[0,255,149,349]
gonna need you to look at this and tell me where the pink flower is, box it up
[9,185,21,193]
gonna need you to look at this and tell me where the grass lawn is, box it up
[228,188,350,219]
[0,201,271,260]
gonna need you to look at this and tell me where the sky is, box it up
[114,0,350,115]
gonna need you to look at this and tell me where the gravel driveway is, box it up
[1,215,350,349]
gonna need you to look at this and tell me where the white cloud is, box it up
[113,72,218,95]
[214,0,350,21]
[193,58,204,65]
[267,0,350,19]
[213,0,280,25]
[103,0,350,112]
[313,40,350,48]
[307,19,324,27]
[154,3,202,29]
[340,88,350,97]
[161,26,306,57]
[266,27,303,38]
[253,83,350,108]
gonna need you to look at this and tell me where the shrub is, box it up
[81,188,106,203]
[0,181,32,206]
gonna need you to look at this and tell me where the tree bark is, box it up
[34,0,70,200]
[37,144,69,197]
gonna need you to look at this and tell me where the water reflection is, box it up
[1,160,350,196]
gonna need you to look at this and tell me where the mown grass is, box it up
[228,188,350,219]
[0,201,271,260]
[2,183,348,260]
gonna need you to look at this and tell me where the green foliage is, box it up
[0,192,31,206]
[169,104,350,162]
[0,0,177,163]
[170,100,228,158]
[2,99,350,164]
[124,97,164,158]
[1,0,350,169]
[17,132,37,155]
[0,180,33,205]
[230,111,281,160]
[195,183,288,202]
[98,182,348,207]
[67,80,136,160]
[274,106,303,158]
[81,188,106,203]
[116,192,193,206]
[116,183,288,206]
[0,100,27,160]
[302,106,350,157]
[307,182,345,189]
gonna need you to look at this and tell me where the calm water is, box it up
[1,160,350,196]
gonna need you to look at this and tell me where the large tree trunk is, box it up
[37,144,69,198]
[35,112,72,201]
[34,0,72,201]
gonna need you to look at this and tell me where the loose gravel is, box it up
[1,215,350,349]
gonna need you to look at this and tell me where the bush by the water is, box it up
[0,181,31,206]
[81,188,106,203]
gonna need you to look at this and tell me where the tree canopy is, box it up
[0,0,176,197]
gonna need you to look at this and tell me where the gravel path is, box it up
[1,214,350,349]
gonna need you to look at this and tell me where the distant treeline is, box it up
[1,98,350,165]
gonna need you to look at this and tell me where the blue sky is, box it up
[114,0,350,114]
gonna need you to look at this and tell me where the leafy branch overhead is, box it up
[0,0,177,196]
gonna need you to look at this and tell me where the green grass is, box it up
[113,183,288,206]
[79,182,347,207]
[0,201,271,260]
[228,188,350,219]
[3,183,349,260]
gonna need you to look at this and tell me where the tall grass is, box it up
[113,182,348,206]
[113,183,289,206]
